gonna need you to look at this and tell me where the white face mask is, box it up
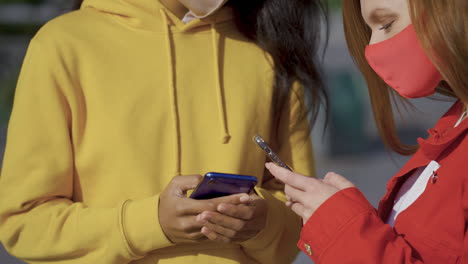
[179,0,229,18]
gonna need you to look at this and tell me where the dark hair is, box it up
[229,0,328,143]
[72,0,82,10]
[73,0,328,144]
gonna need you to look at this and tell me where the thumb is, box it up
[322,172,355,190]
[169,175,203,196]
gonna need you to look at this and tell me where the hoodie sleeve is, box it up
[240,85,315,264]
[0,34,172,264]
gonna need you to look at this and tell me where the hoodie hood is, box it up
[81,0,234,32]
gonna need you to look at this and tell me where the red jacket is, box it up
[299,101,468,264]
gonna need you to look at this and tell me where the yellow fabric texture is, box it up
[0,0,315,263]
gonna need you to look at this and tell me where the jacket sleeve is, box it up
[299,187,428,264]
[0,34,172,264]
[460,167,468,263]
[240,86,315,264]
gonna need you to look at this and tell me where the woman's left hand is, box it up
[265,162,355,224]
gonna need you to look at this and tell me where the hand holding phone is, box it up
[159,175,249,244]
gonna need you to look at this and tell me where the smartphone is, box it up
[253,134,293,171]
[189,172,258,200]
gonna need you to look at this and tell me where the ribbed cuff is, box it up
[121,194,174,256]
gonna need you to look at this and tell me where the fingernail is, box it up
[201,226,210,234]
[197,214,207,223]
[240,194,250,203]
[265,163,272,169]
[217,204,225,212]
[202,213,212,220]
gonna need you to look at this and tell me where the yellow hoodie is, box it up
[0,0,315,263]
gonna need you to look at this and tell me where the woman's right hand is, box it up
[266,163,356,224]
[159,175,247,244]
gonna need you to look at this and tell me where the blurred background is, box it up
[0,0,454,263]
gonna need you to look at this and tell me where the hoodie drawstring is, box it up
[159,10,232,175]
[161,9,182,176]
[211,23,231,144]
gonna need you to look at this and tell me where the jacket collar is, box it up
[378,101,467,218]
[394,101,467,179]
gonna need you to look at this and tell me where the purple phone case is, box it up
[189,172,258,200]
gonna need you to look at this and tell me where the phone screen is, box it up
[189,172,257,200]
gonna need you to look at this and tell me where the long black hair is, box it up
[230,0,328,142]
[72,0,328,144]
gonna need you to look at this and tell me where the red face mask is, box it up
[365,24,442,99]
